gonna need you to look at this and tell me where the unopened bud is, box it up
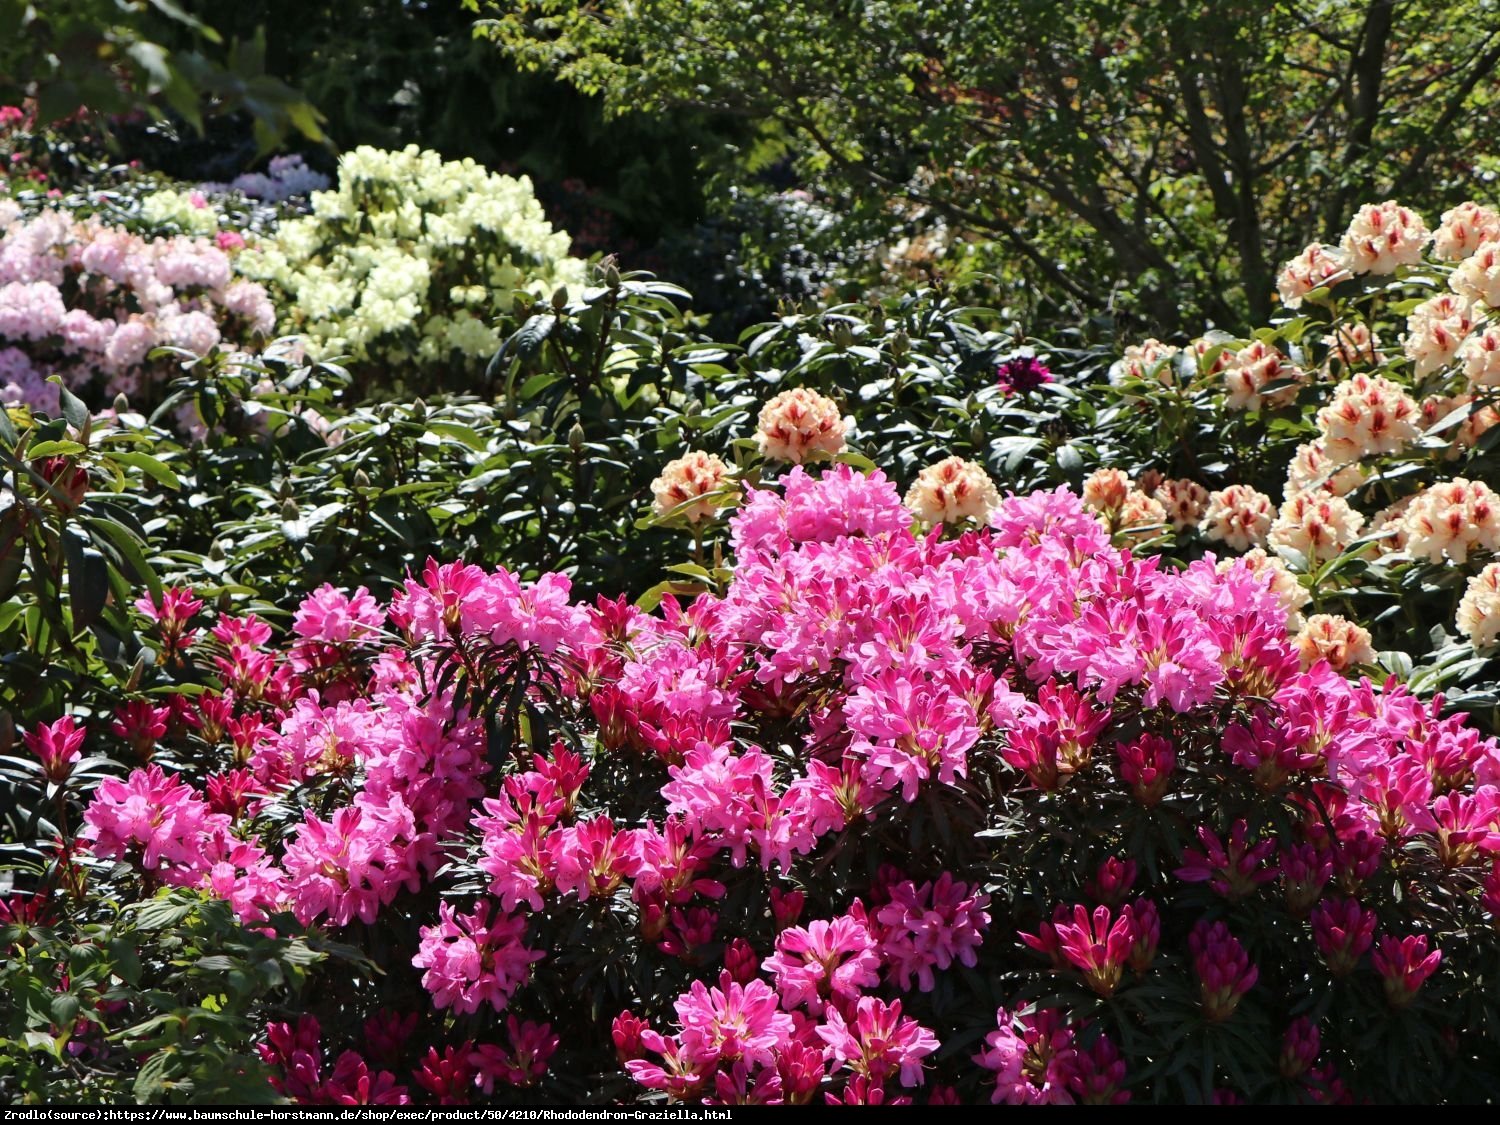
[551,286,569,312]
[568,421,585,453]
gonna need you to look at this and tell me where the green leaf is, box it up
[111,451,182,490]
[49,993,80,1028]
[134,1049,172,1103]
[24,440,86,459]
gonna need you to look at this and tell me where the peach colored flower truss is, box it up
[1340,200,1429,275]
[1082,468,1131,515]
[1293,614,1376,673]
[1199,485,1276,553]
[904,456,1000,527]
[755,387,848,464]
[650,451,734,524]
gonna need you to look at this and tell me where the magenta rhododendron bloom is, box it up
[412,901,543,1014]
[1174,819,1278,899]
[874,872,990,991]
[975,1007,1078,1104]
[1372,934,1442,1007]
[23,715,85,782]
[672,971,795,1070]
[817,996,938,1088]
[1189,920,1258,1020]
[762,913,880,1013]
[1047,904,1136,996]
[1311,897,1378,976]
[996,354,1054,396]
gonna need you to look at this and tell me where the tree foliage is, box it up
[478,0,1500,334]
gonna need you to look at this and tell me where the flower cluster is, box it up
[237,145,585,379]
[0,207,276,410]
[70,460,1500,1104]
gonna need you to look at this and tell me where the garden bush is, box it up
[236,145,587,392]
[10,465,1500,1104]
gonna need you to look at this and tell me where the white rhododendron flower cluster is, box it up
[238,145,586,375]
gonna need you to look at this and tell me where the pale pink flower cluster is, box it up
[1286,442,1365,498]
[1457,563,1500,651]
[1276,243,1349,308]
[904,455,1000,527]
[1434,202,1500,261]
[1340,201,1429,275]
[1404,293,1476,376]
[651,451,734,524]
[755,387,848,464]
[0,211,275,410]
[1268,492,1365,566]
[1223,340,1304,411]
[1199,484,1276,552]
[1110,339,1180,386]
[1315,373,1421,464]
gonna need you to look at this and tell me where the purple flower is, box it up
[997,354,1054,395]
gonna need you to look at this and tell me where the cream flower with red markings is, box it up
[1293,614,1376,672]
[1435,201,1500,261]
[1276,242,1349,308]
[1340,200,1429,275]
[650,451,734,524]
[904,455,1000,527]
[1457,563,1500,651]
[754,387,848,464]
[1199,485,1276,553]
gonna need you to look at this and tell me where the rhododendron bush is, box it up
[1069,199,1500,724]
[13,464,1500,1104]
[0,201,277,413]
